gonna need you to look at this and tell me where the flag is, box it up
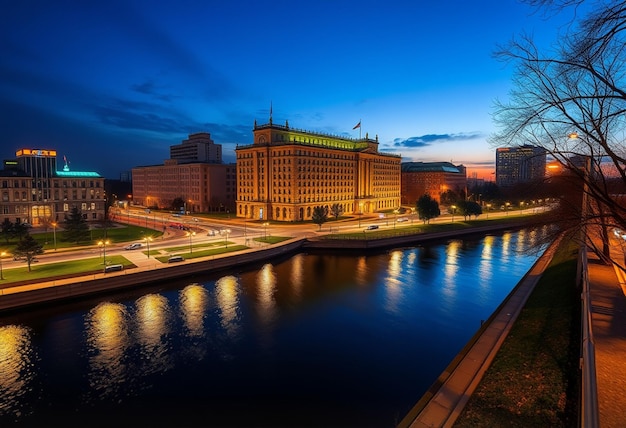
[353,121,361,130]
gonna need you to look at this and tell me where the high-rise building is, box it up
[170,132,222,163]
[495,145,547,187]
[1,148,106,225]
[235,118,401,221]
[401,162,467,205]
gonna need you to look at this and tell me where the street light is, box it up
[451,205,457,222]
[144,236,152,258]
[97,240,110,267]
[505,202,511,216]
[51,221,57,251]
[186,231,196,254]
[221,229,231,248]
[263,222,269,240]
[0,251,5,280]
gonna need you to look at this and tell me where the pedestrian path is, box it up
[587,249,626,427]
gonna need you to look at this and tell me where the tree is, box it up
[330,203,344,221]
[492,0,626,269]
[171,197,185,213]
[64,207,90,244]
[13,233,44,272]
[13,223,29,242]
[312,205,329,230]
[416,195,440,224]
[0,218,13,244]
[456,200,482,220]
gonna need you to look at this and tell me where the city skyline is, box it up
[1,0,582,179]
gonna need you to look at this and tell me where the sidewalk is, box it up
[587,246,626,427]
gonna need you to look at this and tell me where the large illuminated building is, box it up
[401,162,467,205]
[235,118,401,221]
[496,145,547,187]
[132,133,236,213]
[1,148,106,225]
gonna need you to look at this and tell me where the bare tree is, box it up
[492,0,626,269]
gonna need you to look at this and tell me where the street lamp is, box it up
[0,251,5,280]
[51,221,57,251]
[186,231,196,254]
[486,203,492,219]
[144,236,152,258]
[221,229,231,248]
[263,222,269,240]
[451,205,457,222]
[97,240,110,267]
[505,202,510,216]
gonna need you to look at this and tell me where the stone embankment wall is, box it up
[0,221,534,313]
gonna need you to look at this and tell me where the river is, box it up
[0,227,549,427]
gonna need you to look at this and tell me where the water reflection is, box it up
[215,275,241,339]
[0,325,36,419]
[290,253,304,300]
[179,283,209,337]
[384,251,404,314]
[356,256,368,286]
[85,302,130,399]
[256,264,278,348]
[443,240,460,293]
[478,235,494,287]
[134,294,172,374]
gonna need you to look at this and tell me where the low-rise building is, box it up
[401,162,467,205]
[1,148,106,225]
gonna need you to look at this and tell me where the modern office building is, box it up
[1,148,106,225]
[170,132,222,164]
[496,145,547,187]
[235,118,401,221]
[400,162,467,205]
[131,160,236,213]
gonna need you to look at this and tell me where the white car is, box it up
[397,217,408,222]
[124,243,143,250]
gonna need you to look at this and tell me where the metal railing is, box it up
[578,245,599,427]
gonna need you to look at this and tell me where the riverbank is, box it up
[0,219,540,313]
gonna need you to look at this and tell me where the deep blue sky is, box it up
[1,0,576,179]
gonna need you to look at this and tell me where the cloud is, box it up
[392,132,483,148]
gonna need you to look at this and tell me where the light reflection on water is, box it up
[0,325,36,420]
[85,302,129,399]
[0,227,550,427]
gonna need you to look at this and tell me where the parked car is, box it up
[104,264,124,273]
[366,225,379,230]
[124,243,143,250]
[397,217,408,223]
[168,255,185,263]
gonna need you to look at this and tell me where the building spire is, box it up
[269,101,273,124]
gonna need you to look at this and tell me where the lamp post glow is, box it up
[451,205,457,223]
[51,221,57,251]
[0,251,5,280]
[221,229,231,248]
[263,222,269,240]
[186,231,196,254]
[98,240,110,268]
[505,202,510,216]
[144,236,152,258]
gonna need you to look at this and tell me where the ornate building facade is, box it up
[236,119,401,221]
[1,148,106,225]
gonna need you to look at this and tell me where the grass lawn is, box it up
[454,238,580,427]
[0,255,134,286]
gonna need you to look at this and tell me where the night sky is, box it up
[1,0,578,179]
